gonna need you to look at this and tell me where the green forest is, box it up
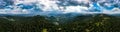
[0,14,120,32]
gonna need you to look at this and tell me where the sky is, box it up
[0,0,120,16]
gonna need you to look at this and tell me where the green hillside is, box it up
[0,14,120,32]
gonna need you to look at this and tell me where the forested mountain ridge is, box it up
[0,14,120,32]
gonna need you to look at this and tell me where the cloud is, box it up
[0,0,120,16]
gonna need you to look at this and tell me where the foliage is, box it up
[0,14,120,32]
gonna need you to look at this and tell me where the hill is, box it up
[0,14,119,32]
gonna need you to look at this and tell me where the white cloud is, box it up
[0,0,120,15]
[103,8,120,14]
[71,0,90,4]
[63,6,88,13]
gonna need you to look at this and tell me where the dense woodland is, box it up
[0,14,120,32]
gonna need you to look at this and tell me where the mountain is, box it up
[0,14,120,32]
